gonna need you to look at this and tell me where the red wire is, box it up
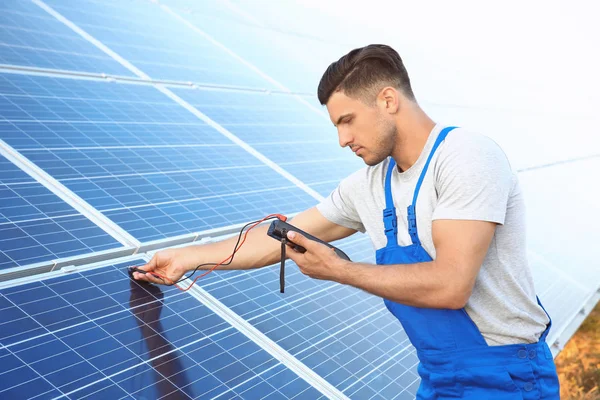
[149,214,287,292]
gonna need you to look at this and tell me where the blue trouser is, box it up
[378,127,560,399]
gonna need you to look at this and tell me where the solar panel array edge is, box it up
[0,256,329,400]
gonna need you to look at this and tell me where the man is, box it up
[134,44,560,399]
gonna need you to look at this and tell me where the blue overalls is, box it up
[378,127,560,399]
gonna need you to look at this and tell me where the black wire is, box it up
[171,216,281,285]
[280,239,286,293]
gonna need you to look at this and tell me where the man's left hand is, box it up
[285,231,348,281]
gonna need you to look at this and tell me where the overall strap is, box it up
[383,158,398,247]
[407,126,458,245]
[537,296,553,342]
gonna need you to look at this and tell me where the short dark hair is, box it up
[317,44,415,105]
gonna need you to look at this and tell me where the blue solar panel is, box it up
[191,235,421,399]
[0,0,133,76]
[161,0,261,26]
[42,0,279,90]
[0,154,120,271]
[172,87,364,197]
[0,259,324,399]
[1,1,419,398]
[0,73,202,127]
[0,73,319,242]
[176,8,352,93]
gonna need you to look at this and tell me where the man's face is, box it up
[326,91,396,166]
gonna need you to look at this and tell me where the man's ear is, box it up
[378,87,400,114]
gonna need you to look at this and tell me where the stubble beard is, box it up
[363,119,397,166]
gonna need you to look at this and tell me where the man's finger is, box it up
[285,244,303,264]
[133,270,167,285]
[137,255,157,273]
[131,255,162,283]
[286,231,316,251]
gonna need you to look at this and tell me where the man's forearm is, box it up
[335,260,469,309]
[185,224,282,271]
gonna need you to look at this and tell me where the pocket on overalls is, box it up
[459,366,525,399]
[505,362,541,400]
[429,372,464,399]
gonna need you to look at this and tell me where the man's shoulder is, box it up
[443,127,505,153]
[438,128,511,166]
[434,127,514,181]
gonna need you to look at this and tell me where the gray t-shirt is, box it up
[317,124,550,346]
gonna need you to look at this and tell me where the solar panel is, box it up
[165,6,352,93]
[184,234,421,400]
[0,0,133,76]
[0,258,326,399]
[1,0,597,399]
[425,103,600,172]
[519,158,600,352]
[0,73,319,242]
[0,154,120,271]
[171,87,364,196]
[41,0,279,90]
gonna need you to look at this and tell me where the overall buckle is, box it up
[383,207,398,236]
[407,205,419,242]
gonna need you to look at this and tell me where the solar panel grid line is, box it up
[297,312,417,398]
[3,2,422,396]
[159,4,331,122]
[188,238,425,398]
[0,62,318,96]
[1,295,75,398]
[137,210,303,258]
[94,182,300,214]
[291,308,385,359]
[31,0,328,205]
[0,41,113,63]
[528,250,589,292]
[154,87,326,202]
[2,355,59,399]
[173,234,370,309]
[344,343,416,398]
[278,157,348,167]
[550,290,599,356]
[186,284,350,400]
[262,295,381,361]
[0,8,135,79]
[0,245,137,284]
[174,235,417,398]
[0,139,139,248]
[546,289,598,343]
[200,232,371,287]
[516,153,600,173]
[31,0,151,80]
[51,0,280,90]
[0,63,125,82]
[0,260,158,348]
[219,0,266,28]
[1,259,310,399]
[17,143,238,152]
[32,157,264,184]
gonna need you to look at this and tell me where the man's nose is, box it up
[338,128,353,148]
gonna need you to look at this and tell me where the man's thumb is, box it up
[139,254,158,271]
[287,231,309,248]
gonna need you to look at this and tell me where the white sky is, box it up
[301,0,599,112]
[294,0,600,168]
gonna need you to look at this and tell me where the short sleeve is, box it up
[432,133,514,224]
[316,169,366,232]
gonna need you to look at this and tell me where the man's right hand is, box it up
[132,247,199,285]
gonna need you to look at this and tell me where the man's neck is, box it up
[391,110,436,172]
